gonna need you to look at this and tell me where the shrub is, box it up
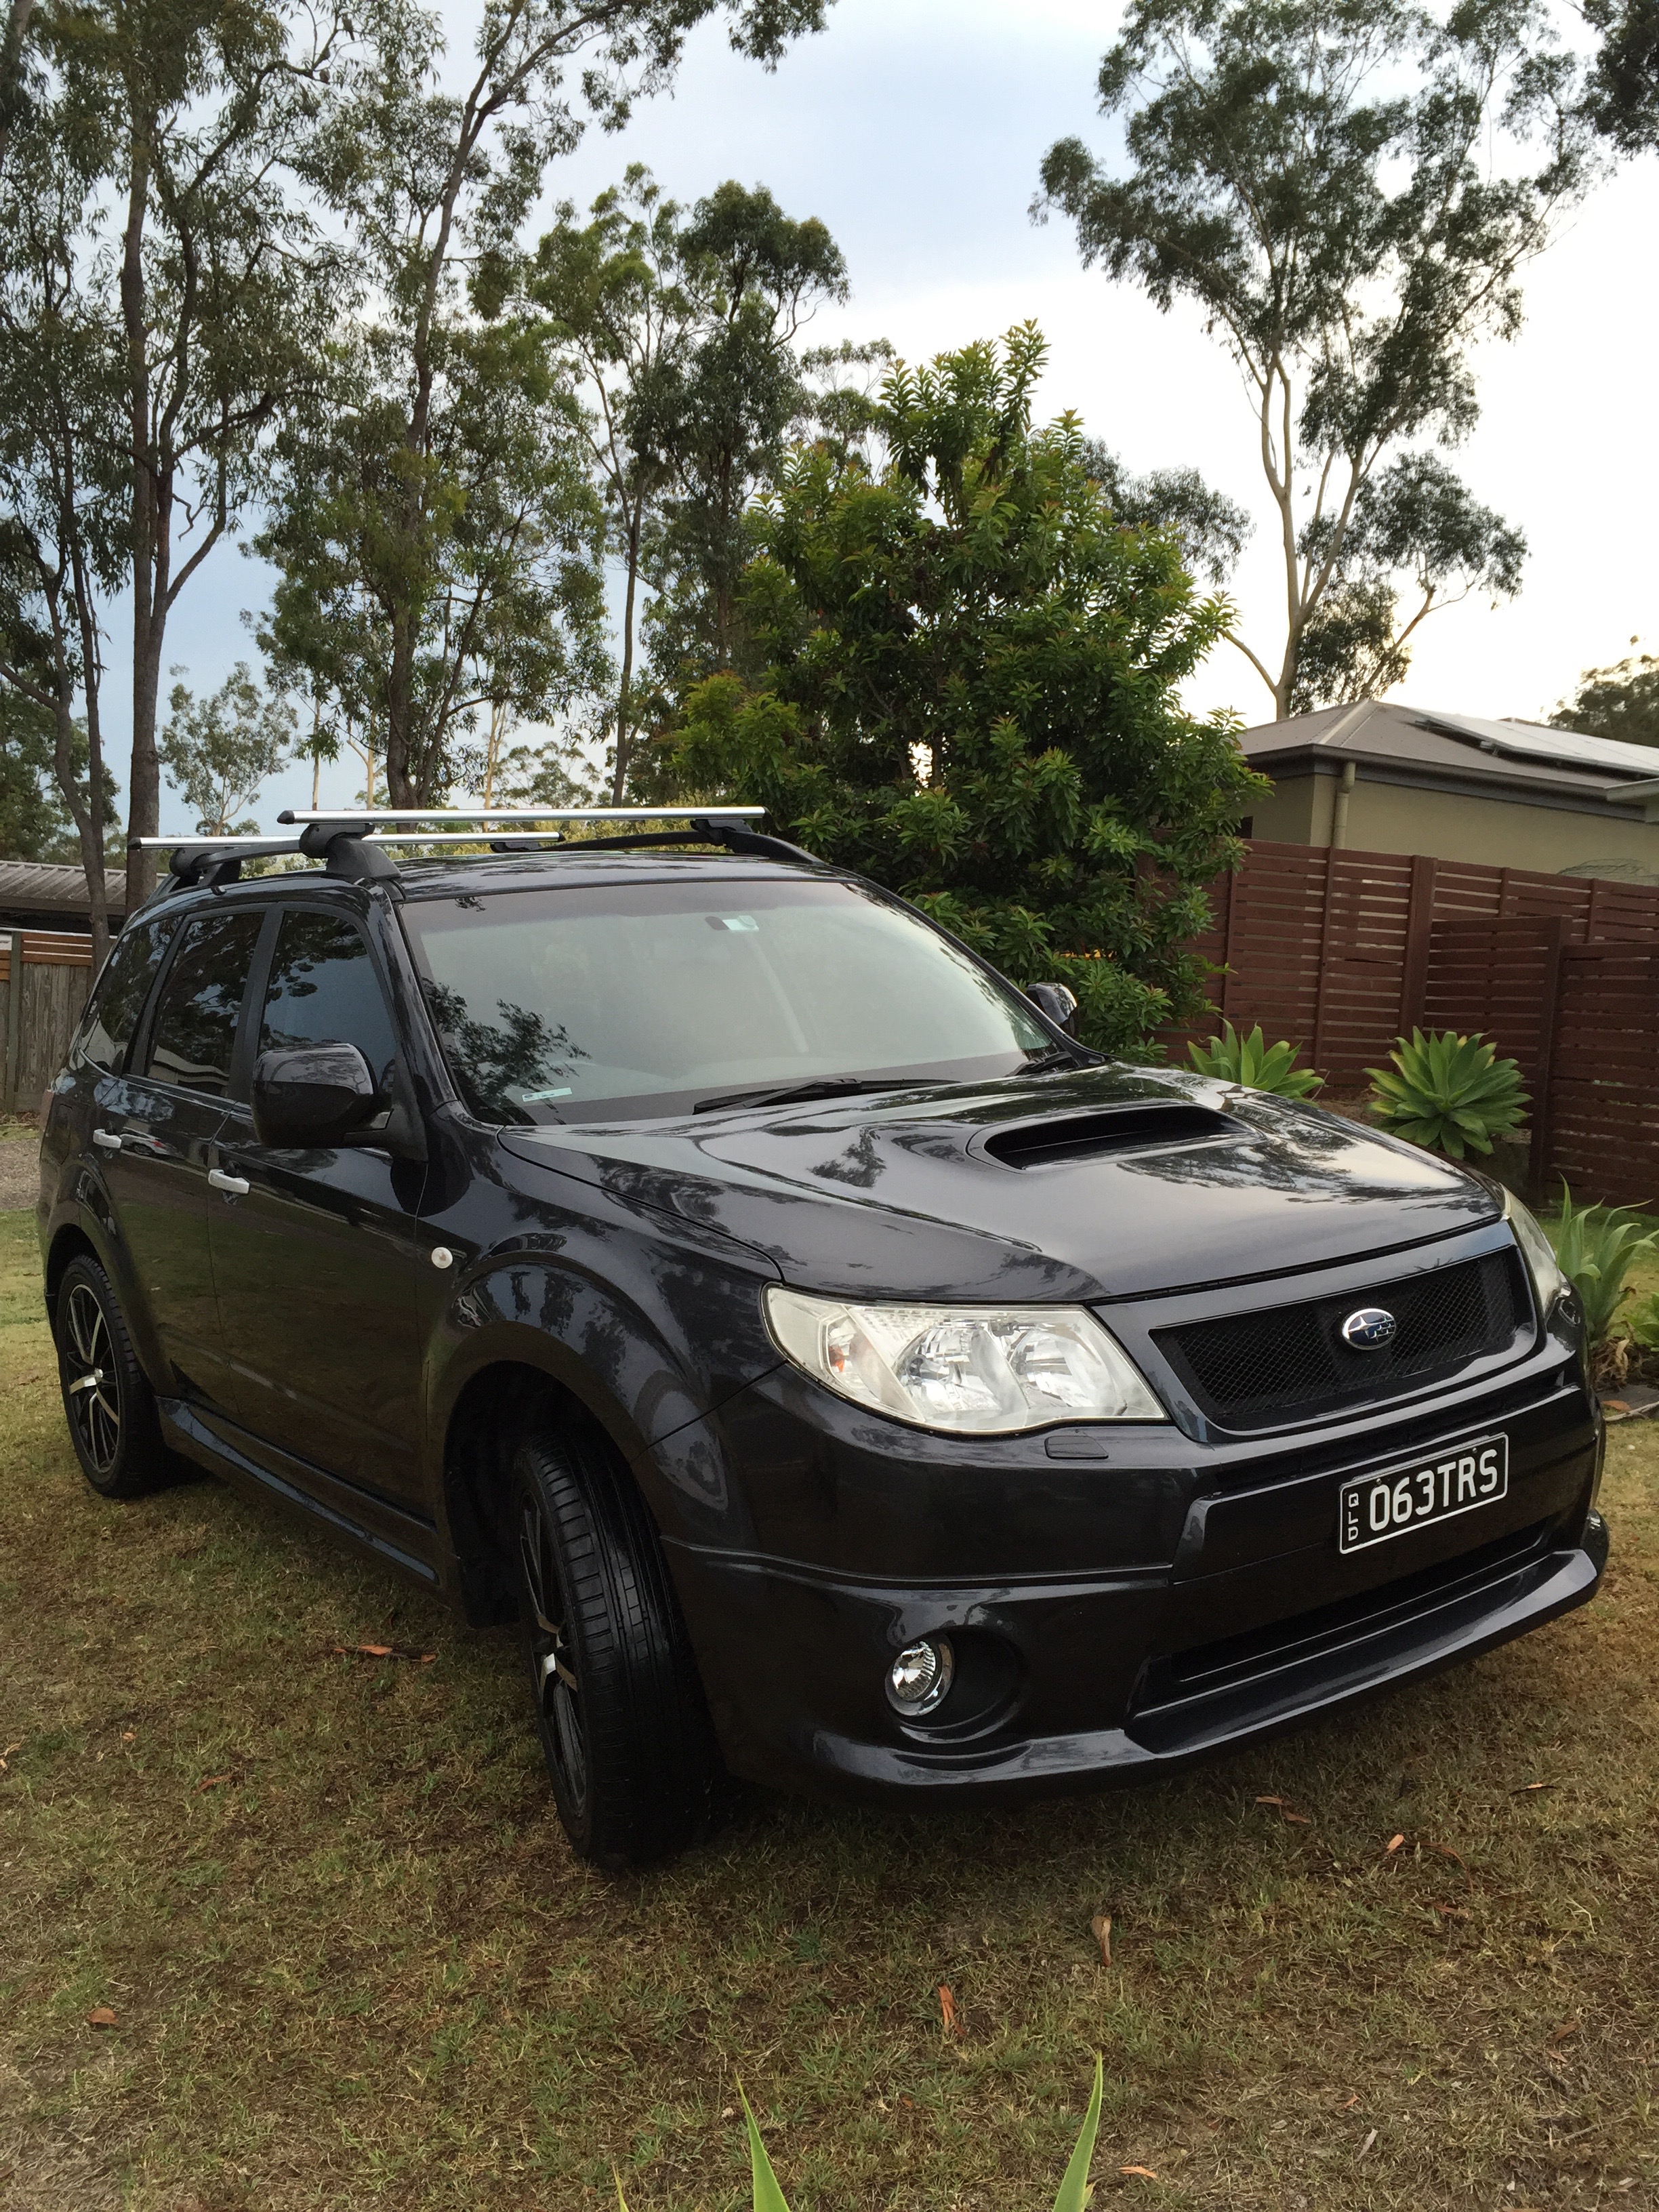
[617,2062,1104,2211]
[1365,1028,1528,1158]
[1549,1185,1659,1348]
[1188,1019,1324,1097]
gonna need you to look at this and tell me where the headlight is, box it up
[762,1288,1168,1435]
[1504,1188,1566,1318]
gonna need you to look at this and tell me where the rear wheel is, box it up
[54,1254,167,1498]
[512,1420,724,1868]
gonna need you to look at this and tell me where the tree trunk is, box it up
[611,508,641,805]
[121,106,159,914]
[386,606,415,804]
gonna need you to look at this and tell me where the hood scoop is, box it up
[981,1101,1239,1170]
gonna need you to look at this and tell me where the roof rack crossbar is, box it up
[276,805,764,825]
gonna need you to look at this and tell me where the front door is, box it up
[207,905,429,1511]
[97,905,266,1412]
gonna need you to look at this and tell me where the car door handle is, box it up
[91,1129,123,1151]
[207,1167,250,1196]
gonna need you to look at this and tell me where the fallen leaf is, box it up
[1513,1781,1557,1793]
[1385,1834,1406,1854]
[120,1729,136,1743]
[86,2007,117,2028]
[1551,2021,1580,2045]
[1120,2167,1158,2179]
[1340,2095,1360,2110]
[1256,1793,1288,1806]
[1284,1811,1311,1825]
[1358,2128,1378,2158]
[419,1654,436,1665]
[196,1773,232,1792]
[1429,1842,1467,1870]
[356,1643,394,1657]
[939,1984,958,2035]
[1090,1912,1112,1967]
[1602,1399,1630,1414]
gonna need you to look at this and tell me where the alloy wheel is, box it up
[64,1282,121,1475]
[519,1491,587,1813]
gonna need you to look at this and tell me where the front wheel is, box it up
[54,1253,167,1498]
[513,1421,724,1868]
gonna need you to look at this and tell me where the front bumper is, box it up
[656,1340,1605,1804]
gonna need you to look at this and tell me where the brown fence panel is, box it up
[1421,918,1565,1092]
[1539,945,1659,1208]
[0,930,97,1113]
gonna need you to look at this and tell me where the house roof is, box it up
[0,861,128,922]
[1238,699,1659,812]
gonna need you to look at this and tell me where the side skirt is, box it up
[160,1397,444,1588]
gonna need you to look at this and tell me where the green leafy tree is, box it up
[267,0,834,811]
[661,325,1265,1055]
[1582,0,1659,152]
[0,84,123,953]
[1551,651,1659,749]
[529,167,698,805]
[1078,438,1251,589]
[0,691,119,861]
[644,181,851,691]
[35,0,348,911]
[1038,0,1588,718]
[160,661,295,835]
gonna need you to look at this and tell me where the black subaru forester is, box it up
[38,811,1606,1866]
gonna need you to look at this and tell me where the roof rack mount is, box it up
[133,804,814,895]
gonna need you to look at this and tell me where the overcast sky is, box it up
[142,0,1659,832]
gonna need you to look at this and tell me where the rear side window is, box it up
[79,916,179,1075]
[145,910,264,1097]
[259,910,398,1087]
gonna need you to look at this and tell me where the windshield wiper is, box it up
[692,1077,906,1116]
[1023,1044,1084,1071]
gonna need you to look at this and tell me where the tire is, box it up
[54,1253,169,1499]
[512,1419,724,1868]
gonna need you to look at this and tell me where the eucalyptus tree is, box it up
[1583,0,1658,151]
[530,167,697,805]
[1039,0,1591,717]
[160,661,295,835]
[0,94,124,954]
[269,0,833,810]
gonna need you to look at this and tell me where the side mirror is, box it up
[1025,981,1079,1036]
[252,1043,380,1148]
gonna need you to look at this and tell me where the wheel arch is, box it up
[45,1221,101,1320]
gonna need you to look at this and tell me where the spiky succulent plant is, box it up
[1366,1029,1528,1158]
[1188,1019,1324,1098]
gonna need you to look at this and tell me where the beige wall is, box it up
[1248,771,1659,882]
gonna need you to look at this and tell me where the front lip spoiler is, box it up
[790,1518,1607,1803]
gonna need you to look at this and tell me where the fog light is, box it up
[886,1636,955,1717]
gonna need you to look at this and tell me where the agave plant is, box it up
[1189,1020,1324,1098]
[1366,1029,1528,1158]
[1549,1184,1659,1347]
[617,2060,1104,2211]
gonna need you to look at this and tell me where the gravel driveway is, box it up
[0,1139,41,1211]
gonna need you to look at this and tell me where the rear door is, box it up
[96,903,265,1410]
[207,902,430,1509]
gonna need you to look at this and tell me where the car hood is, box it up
[497,1064,1500,1303]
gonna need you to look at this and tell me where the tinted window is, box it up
[401,877,1052,1125]
[79,916,178,1075]
[260,910,398,1086]
[146,910,264,1097]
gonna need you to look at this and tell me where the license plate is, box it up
[1338,1433,1508,1555]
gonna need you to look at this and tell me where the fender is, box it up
[39,1162,171,1390]
[424,1241,785,1555]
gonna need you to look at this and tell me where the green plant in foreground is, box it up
[617,2060,1105,2211]
[1366,1028,1528,1158]
[1549,1185,1659,1347]
[1188,1019,1324,1097]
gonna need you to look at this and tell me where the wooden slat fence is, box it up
[1536,947,1659,1209]
[0,928,96,1114]
[1164,841,1659,1088]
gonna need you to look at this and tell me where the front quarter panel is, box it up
[419,1120,785,1549]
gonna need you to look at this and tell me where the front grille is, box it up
[1152,1248,1530,1431]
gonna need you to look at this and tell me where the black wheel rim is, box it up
[519,1492,586,1813]
[64,1282,121,1475]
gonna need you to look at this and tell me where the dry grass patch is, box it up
[0,1209,1655,2210]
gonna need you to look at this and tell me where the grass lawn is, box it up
[1,1209,1656,2211]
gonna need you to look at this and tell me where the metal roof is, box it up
[0,860,127,916]
[1238,699,1659,807]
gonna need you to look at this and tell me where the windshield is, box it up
[400,874,1059,1124]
